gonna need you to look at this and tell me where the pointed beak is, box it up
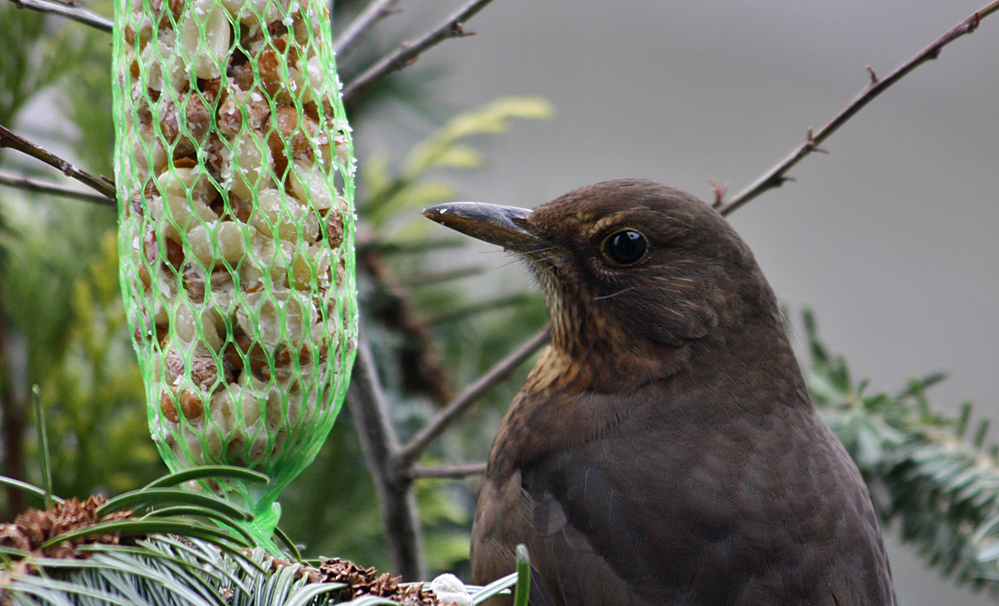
[422,202,540,253]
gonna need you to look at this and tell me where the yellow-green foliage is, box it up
[37,232,159,497]
[362,97,554,228]
[0,194,161,507]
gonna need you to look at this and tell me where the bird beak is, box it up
[422,202,539,253]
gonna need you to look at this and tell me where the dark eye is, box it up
[602,229,648,265]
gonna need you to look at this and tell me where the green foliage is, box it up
[1,0,131,521]
[3,538,337,605]
[276,415,388,567]
[803,309,999,593]
[61,0,115,178]
[0,195,162,519]
[0,470,525,605]
[0,2,85,126]
[361,96,554,229]
[39,232,160,498]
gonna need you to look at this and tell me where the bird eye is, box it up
[602,229,648,265]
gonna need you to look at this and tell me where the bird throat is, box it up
[539,297,696,395]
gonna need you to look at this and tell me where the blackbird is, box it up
[423,179,895,606]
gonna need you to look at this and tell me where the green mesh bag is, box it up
[111,0,357,544]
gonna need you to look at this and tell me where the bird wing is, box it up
[519,414,895,606]
[522,435,689,606]
[529,471,658,606]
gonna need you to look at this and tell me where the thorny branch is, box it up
[0,171,115,206]
[0,124,117,201]
[5,0,113,32]
[333,0,404,60]
[341,0,495,106]
[716,0,999,216]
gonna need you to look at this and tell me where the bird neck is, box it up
[544,319,692,393]
[540,287,807,400]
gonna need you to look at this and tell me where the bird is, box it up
[422,178,895,606]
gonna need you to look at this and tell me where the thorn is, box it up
[866,65,878,84]
[805,128,829,154]
[709,179,729,209]
[772,175,795,188]
[398,46,419,66]
[969,12,982,33]
[450,22,475,37]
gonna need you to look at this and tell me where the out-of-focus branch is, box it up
[396,327,550,467]
[333,0,403,61]
[342,0,495,106]
[716,0,999,216]
[0,289,27,516]
[410,463,487,479]
[0,124,117,201]
[6,0,113,32]
[0,171,115,207]
[346,328,425,580]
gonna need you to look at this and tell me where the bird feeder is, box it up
[111,0,357,547]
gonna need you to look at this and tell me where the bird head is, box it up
[424,178,788,392]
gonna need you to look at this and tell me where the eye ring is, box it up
[601,229,648,265]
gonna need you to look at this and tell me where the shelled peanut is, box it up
[113,0,356,483]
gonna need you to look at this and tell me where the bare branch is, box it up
[333,0,403,61]
[0,170,115,206]
[346,328,426,581]
[342,0,495,106]
[410,462,487,479]
[395,266,484,287]
[717,0,999,217]
[396,327,550,466]
[6,0,113,33]
[0,124,117,201]
[425,293,534,326]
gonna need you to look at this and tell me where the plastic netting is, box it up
[111,0,356,535]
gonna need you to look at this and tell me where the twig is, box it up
[396,327,550,466]
[342,0,495,106]
[0,170,115,207]
[716,0,999,217]
[333,0,403,60]
[6,0,113,32]
[346,327,426,581]
[410,462,487,479]
[396,266,484,286]
[0,124,117,201]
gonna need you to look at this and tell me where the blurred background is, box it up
[1,0,996,604]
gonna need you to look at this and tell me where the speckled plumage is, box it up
[425,179,895,606]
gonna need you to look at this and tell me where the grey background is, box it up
[360,0,999,604]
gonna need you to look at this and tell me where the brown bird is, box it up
[423,179,895,606]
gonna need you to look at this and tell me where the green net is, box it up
[111,0,357,544]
